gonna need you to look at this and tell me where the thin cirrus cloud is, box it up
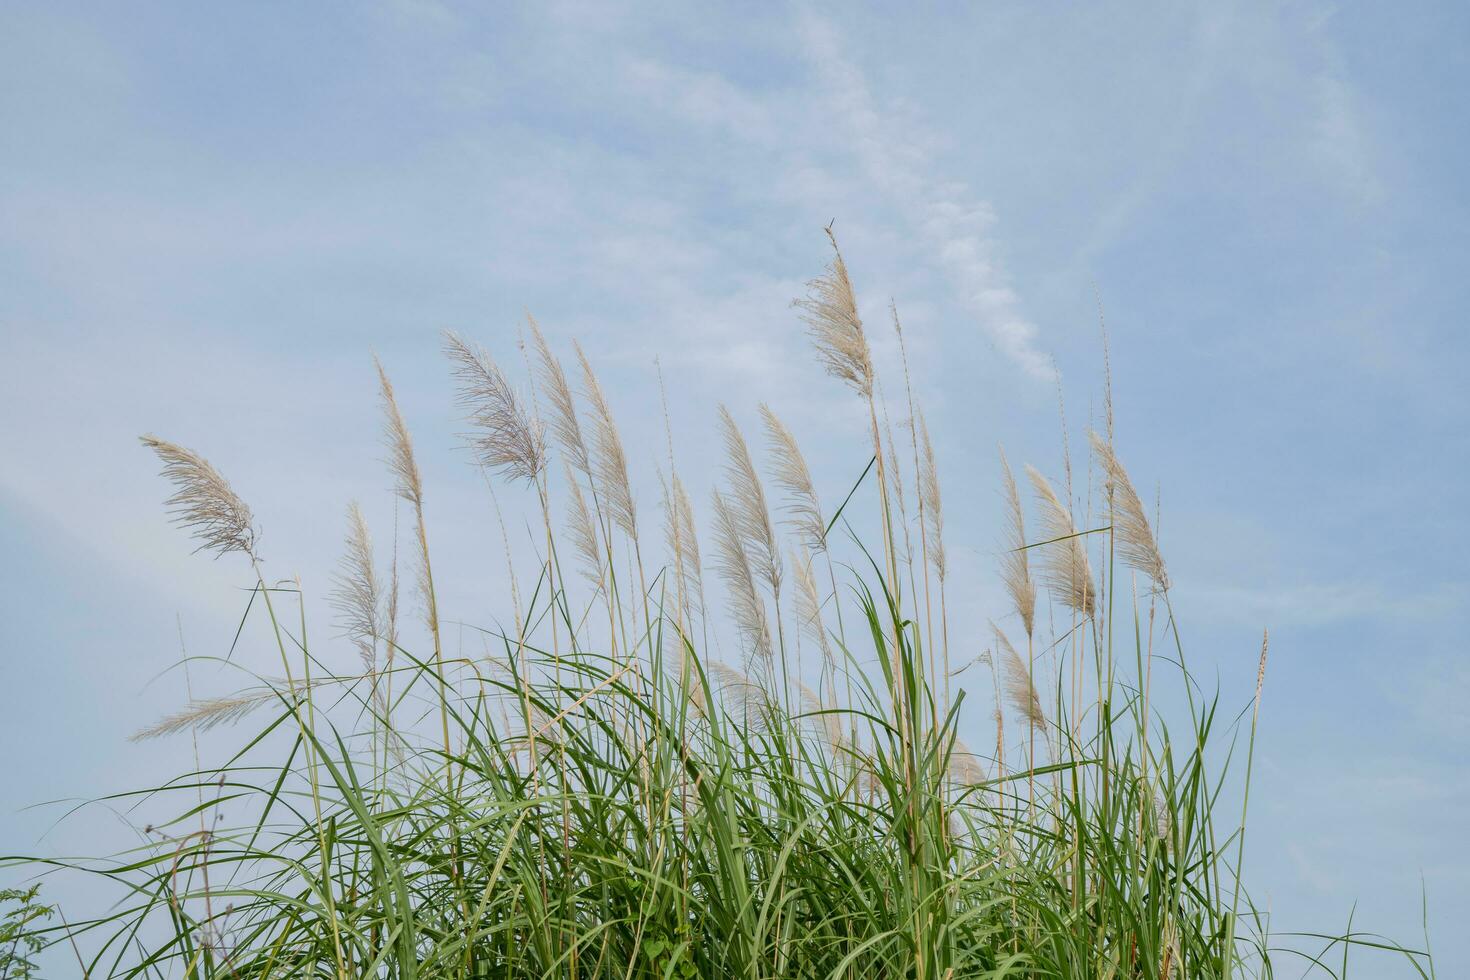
[618,11,1056,383]
[798,13,1057,381]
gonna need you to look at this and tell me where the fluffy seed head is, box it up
[1026,465,1096,618]
[444,331,546,484]
[575,343,637,538]
[794,230,874,397]
[527,316,591,476]
[710,489,772,672]
[917,411,945,581]
[791,548,833,673]
[998,448,1037,637]
[709,661,774,732]
[662,471,703,619]
[564,463,603,590]
[719,405,781,594]
[762,404,826,552]
[947,736,988,786]
[140,435,258,558]
[330,502,381,672]
[1088,430,1168,590]
[374,358,423,509]
[131,681,311,741]
[995,625,1046,735]
[797,680,846,750]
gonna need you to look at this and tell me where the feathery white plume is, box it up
[443,331,546,484]
[140,436,257,558]
[575,343,637,538]
[1088,431,1168,590]
[761,404,827,552]
[1025,465,1096,618]
[794,230,874,397]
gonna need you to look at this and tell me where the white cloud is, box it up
[795,13,1056,381]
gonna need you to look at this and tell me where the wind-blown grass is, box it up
[5,238,1434,979]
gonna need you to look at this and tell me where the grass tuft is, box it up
[5,237,1433,979]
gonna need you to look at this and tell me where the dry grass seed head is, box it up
[374,358,423,509]
[330,502,381,672]
[663,626,706,714]
[995,625,1046,734]
[917,410,945,581]
[710,490,773,672]
[1088,430,1168,590]
[760,404,827,552]
[140,435,257,559]
[662,472,704,619]
[797,680,846,750]
[718,405,781,594]
[708,661,774,732]
[998,448,1037,637]
[794,231,874,397]
[563,462,603,590]
[443,331,546,485]
[374,359,438,632]
[1025,464,1096,618]
[791,548,833,673]
[574,342,637,537]
[947,736,988,787]
[527,316,591,477]
[672,474,703,596]
[131,681,312,741]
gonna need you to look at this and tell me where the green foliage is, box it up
[0,885,54,980]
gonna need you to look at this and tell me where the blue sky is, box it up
[2,1,1466,974]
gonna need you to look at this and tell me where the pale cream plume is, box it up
[665,625,705,715]
[385,511,401,662]
[330,502,382,673]
[1025,465,1096,618]
[574,342,637,538]
[717,405,782,594]
[878,388,911,564]
[797,680,846,751]
[376,360,435,632]
[792,549,833,675]
[947,736,988,787]
[132,681,320,741]
[1088,430,1168,590]
[977,646,1006,775]
[443,331,546,484]
[564,463,603,590]
[527,316,591,477]
[673,475,703,612]
[760,404,826,552]
[917,411,945,582]
[375,359,423,511]
[917,407,951,716]
[793,229,874,397]
[140,436,257,559]
[710,490,772,673]
[996,626,1046,736]
[662,472,704,621]
[500,697,564,758]
[998,448,1037,637]
[708,661,773,732]
[795,229,904,741]
[374,358,452,768]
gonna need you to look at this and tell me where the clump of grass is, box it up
[6,238,1434,979]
